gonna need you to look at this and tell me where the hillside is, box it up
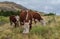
[0,1,45,15]
[0,1,28,11]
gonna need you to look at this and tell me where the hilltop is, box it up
[0,1,28,11]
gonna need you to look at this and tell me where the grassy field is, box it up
[0,16,60,39]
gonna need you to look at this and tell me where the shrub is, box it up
[44,13,56,16]
[0,10,20,17]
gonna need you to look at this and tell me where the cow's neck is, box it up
[26,11,28,20]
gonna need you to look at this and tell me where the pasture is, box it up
[0,16,60,39]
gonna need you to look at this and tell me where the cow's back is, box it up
[9,15,17,22]
[20,11,27,22]
[29,11,43,20]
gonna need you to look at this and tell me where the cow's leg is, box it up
[34,19,38,26]
[20,21,24,28]
[14,22,17,28]
[10,21,13,26]
[29,20,32,31]
[19,21,25,32]
[15,16,20,26]
[29,24,32,31]
[34,19,37,24]
[16,21,19,27]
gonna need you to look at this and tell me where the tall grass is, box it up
[0,16,60,39]
[0,16,9,23]
[0,16,9,25]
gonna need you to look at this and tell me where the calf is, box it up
[9,15,19,27]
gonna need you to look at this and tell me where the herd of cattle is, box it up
[9,9,46,34]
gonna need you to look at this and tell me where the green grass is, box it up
[0,16,9,23]
[0,16,60,39]
[0,16,9,25]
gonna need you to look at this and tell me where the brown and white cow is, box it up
[19,9,46,34]
[28,10,46,26]
[9,15,19,27]
[19,10,32,34]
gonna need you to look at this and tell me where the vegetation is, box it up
[0,10,20,17]
[0,1,59,39]
[44,13,56,16]
[0,15,60,39]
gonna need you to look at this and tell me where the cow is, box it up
[28,10,46,26]
[19,10,32,34]
[9,15,19,27]
[19,9,46,34]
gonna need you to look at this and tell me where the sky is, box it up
[0,0,60,15]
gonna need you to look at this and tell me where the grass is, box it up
[0,16,9,22]
[0,16,9,25]
[0,16,60,39]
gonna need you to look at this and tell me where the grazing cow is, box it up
[19,9,46,34]
[28,10,46,26]
[9,15,19,27]
[19,10,32,34]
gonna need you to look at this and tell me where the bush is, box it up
[44,13,56,16]
[0,10,20,17]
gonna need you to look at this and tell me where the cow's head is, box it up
[15,15,19,22]
[40,19,46,26]
[23,20,30,34]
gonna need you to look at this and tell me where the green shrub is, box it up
[0,10,20,17]
[44,13,56,16]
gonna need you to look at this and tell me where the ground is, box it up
[0,16,60,39]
